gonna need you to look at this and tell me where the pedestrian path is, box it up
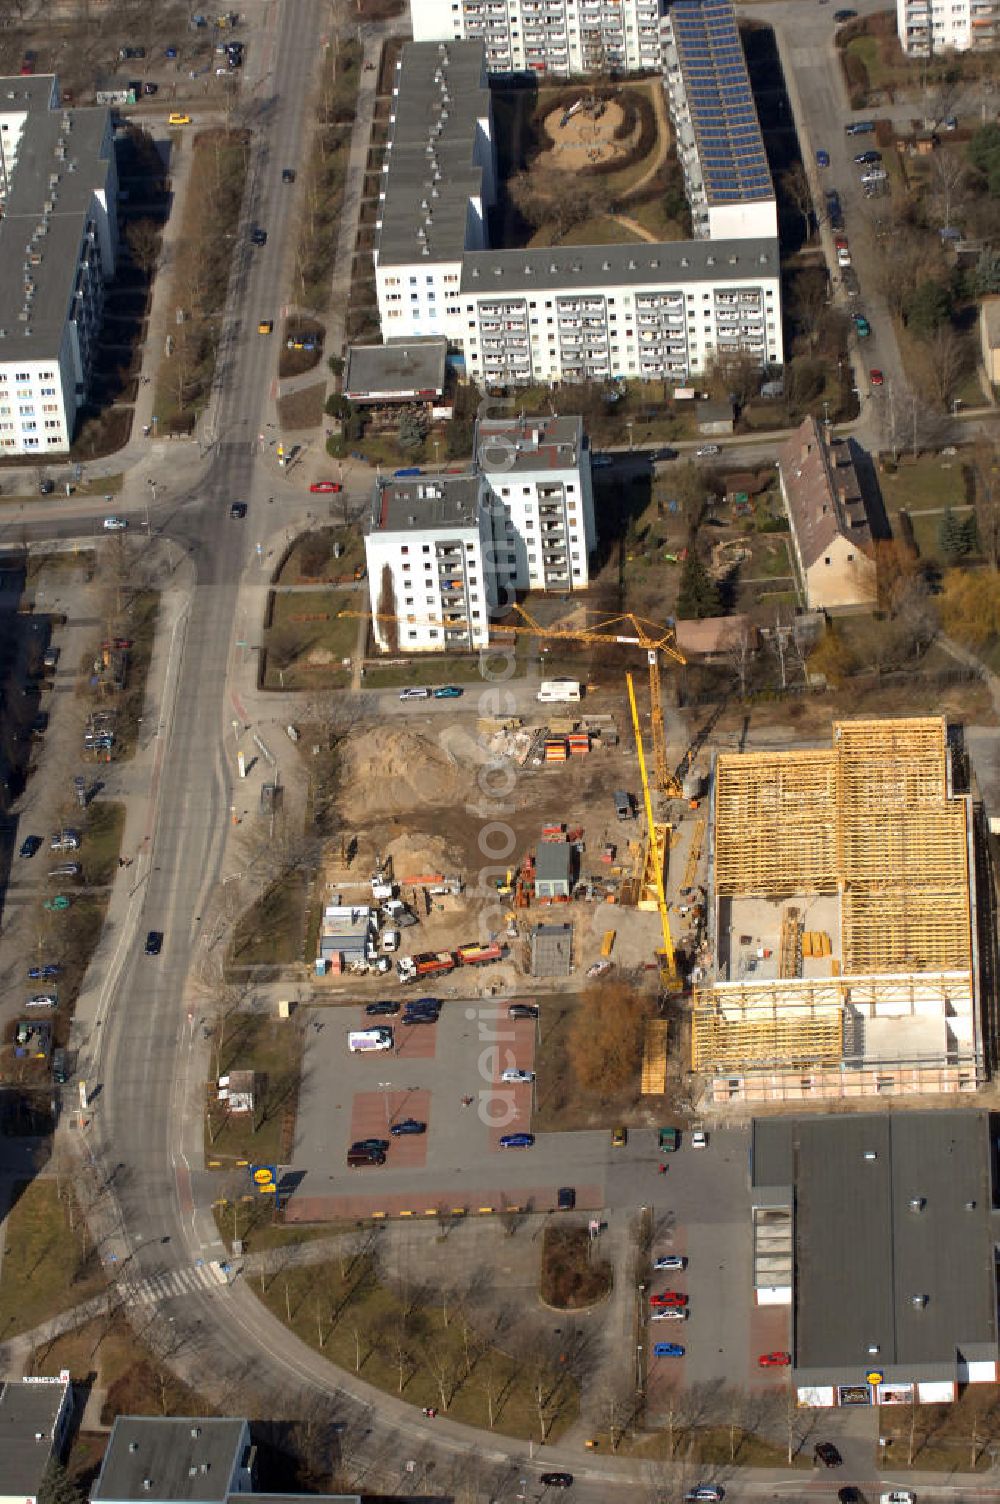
[119,1259,232,1310]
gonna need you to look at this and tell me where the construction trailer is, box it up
[694,717,982,1104]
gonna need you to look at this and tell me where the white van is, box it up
[537,679,581,703]
[348,1028,393,1053]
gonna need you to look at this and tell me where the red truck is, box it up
[397,951,456,983]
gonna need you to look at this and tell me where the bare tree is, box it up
[972,439,1000,571]
[781,162,814,242]
[726,624,755,700]
[927,149,970,229]
[916,323,968,408]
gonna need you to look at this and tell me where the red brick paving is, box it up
[350,1090,431,1169]
[392,1019,439,1058]
[486,1018,536,1149]
[749,1300,792,1385]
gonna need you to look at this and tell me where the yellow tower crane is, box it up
[626,670,678,990]
[341,602,687,797]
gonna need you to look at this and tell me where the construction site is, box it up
[691,717,986,1106]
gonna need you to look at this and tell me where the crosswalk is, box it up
[119,1259,232,1309]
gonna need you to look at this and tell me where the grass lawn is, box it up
[845,33,888,88]
[626,1424,810,1466]
[264,588,356,690]
[878,455,969,515]
[254,1256,579,1440]
[528,215,646,248]
[624,200,687,241]
[360,655,496,688]
[205,1012,304,1165]
[276,382,327,431]
[277,528,366,585]
[745,535,792,580]
[0,1179,106,1338]
[212,1204,348,1254]
[231,868,310,967]
[0,473,124,503]
[83,801,126,885]
[29,1312,209,1423]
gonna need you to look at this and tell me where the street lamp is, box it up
[626,420,634,451]
[378,1080,392,1126]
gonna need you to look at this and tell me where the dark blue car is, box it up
[499,1132,535,1149]
[390,1118,426,1136]
[653,1342,685,1357]
[27,964,60,980]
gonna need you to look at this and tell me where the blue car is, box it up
[816,148,830,168]
[394,467,422,478]
[27,965,60,980]
[499,1132,535,1149]
[433,685,464,699]
[390,1118,426,1136]
[653,1342,685,1358]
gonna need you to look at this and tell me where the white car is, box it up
[880,1494,916,1504]
[691,1125,707,1148]
[103,515,128,531]
[501,1068,535,1083]
[651,1308,687,1321]
[695,445,720,458]
[653,1255,686,1270]
[398,686,430,701]
[25,994,57,1008]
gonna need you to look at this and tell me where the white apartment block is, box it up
[896,0,998,53]
[0,75,118,456]
[364,414,597,650]
[475,413,596,591]
[411,0,665,75]
[661,0,777,241]
[365,473,499,652]
[375,40,783,386]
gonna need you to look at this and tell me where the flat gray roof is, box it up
[0,1378,69,1497]
[94,1417,246,1502]
[345,338,447,398]
[752,1113,998,1381]
[369,473,484,534]
[377,41,490,266]
[461,237,778,293]
[0,79,113,361]
[475,414,585,473]
[536,842,572,882]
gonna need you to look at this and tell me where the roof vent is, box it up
[706,255,715,265]
[191,1427,201,1438]
[680,256,689,267]
[910,1293,928,1308]
[143,1484,152,1494]
[728,254,738,265]
[909,1196,926,1213]
[867,1344,880,1355]
[863,1150,877,1161]
[129,1441,139,1453]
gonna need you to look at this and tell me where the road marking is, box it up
[121,1259,231,1309]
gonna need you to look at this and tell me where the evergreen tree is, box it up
[676,550,722,619]
[38,1460,83,1504]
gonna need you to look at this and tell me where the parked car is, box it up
[281,167,296,183]
[19,835,42,858]
[651,1308,688,1321]
[651,1292,689,1308]
[539,1475,573,1489]
[686,1490,724,1503]
[230,503,247,519]
[870,368,884,387]
[557,1187,576,1210]
[27,965,60,980]
[309,481,343,493]
[42,647,59,669]
[815,1443,843,1467]
[758,1351,792,1367]
[509,1003,539,1019]
[433,685,463,699]
[845,118,875,134]
[350,1138,390,1154]
[257,320,273,335]
[499,1132,535,1148]
[854,150,882,165]
[653,1255,686,1270]
[880,1493,915,1504]
[696,444,720,457]
[399,686,430,701]
[653,1342,685,1358]
[853,315,871,337]
[816,148,830,167]
[250,226,267,246]
[144,930,163,955]
[389,1118,426,1136]
[365,1000,400,1016]
[501,1068,535,1083]
[26,994,57,1009]
[168,112,192,125]
[48,863,81,879]
[103,516,127,531]
[50,832,81,852]
[611,1125,627,1147]
[833,6,857,17]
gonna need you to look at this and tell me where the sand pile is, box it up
[339,726,475,815]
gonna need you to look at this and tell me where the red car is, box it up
[869,368,884,386]
[758,1351,791,1368]
[834,235,849,251]
[651,1292,689,1308]
[310,481,343,493]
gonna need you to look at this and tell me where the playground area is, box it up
[540,95,636,171]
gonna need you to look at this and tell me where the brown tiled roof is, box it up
[778,416,873,571]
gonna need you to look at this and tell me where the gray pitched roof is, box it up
[778,416,872,571]
[461,237,779,293]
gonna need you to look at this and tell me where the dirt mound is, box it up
[339,726,475,815]
[384,829,458,875]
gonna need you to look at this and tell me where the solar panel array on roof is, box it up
[669,0,773,204]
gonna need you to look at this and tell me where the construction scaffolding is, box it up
[697,717,981,1096]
